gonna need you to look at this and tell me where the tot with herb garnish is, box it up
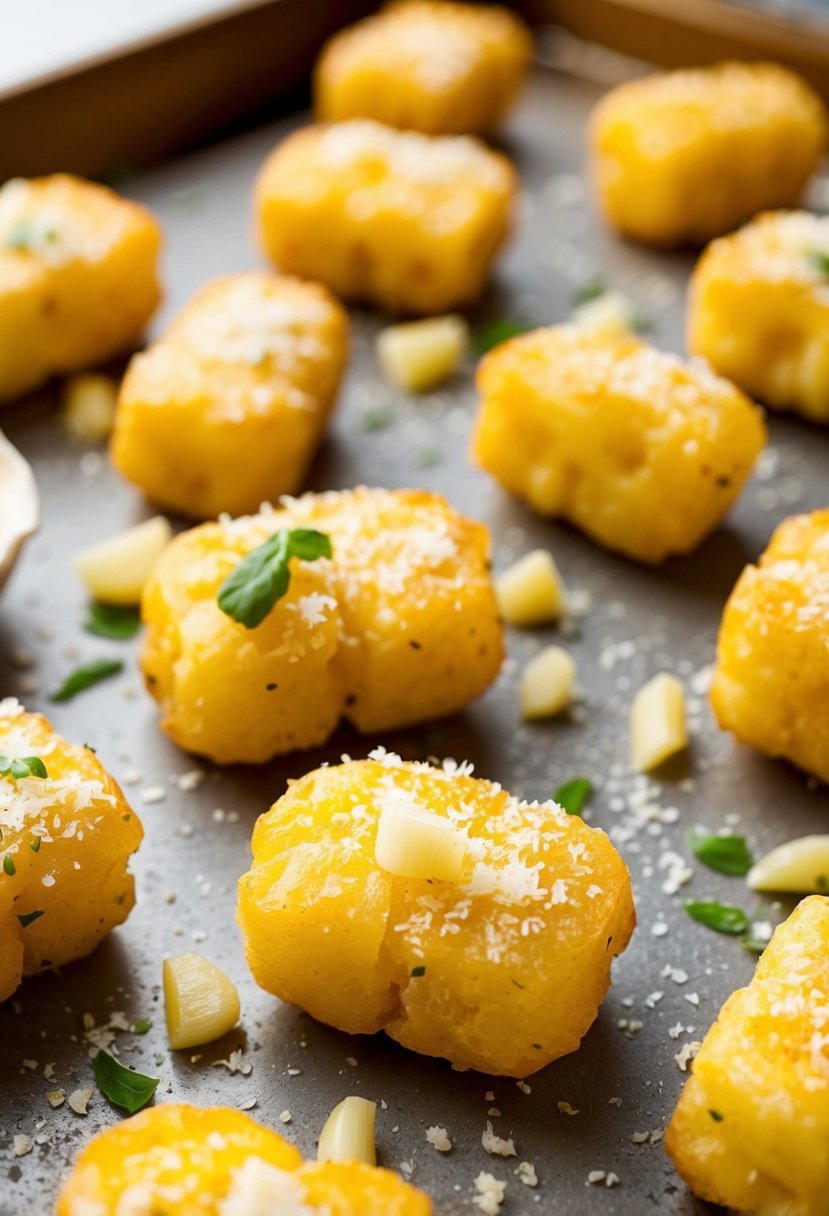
[57,1103,431,1216]
[141,487,503,763]
[0,698,142,1003]
[666,896,829,1215]
[238,751,635,1077]
[314,1,532,136]
[472,326,766,564]
[589,62,828,247]
[711,509,829,783]
[111,273,348,520]
[0,174,161,401]
[255,120,516,314]
[688,212,829,423]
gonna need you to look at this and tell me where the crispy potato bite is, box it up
[472,326,766,564]
[688,211,829,423]
[111,273,348,519]
[238,752,635,1077]
[57,1103,431,1215]
[665,896,829,1214]
[711,510,829,782]
[589,63,828,247]
[315,1,532,136]
[0,175,161,401]
[0,698,142,1003]
[256,120,516,314]
[142,488,503,763]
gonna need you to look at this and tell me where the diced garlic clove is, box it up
[377,315,468,393]
[571,291,637,340]
[630,672,688,772]
[375,798,466,882]
[163,953,240,1050]
[61,374,119,444]
[74,515,172,606]
[317,1096,377,1166]
[748,835,829,893]
[495,550,564,627]
[519,645,575,719]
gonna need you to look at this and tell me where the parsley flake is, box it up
[133,1018,152,1034]
[554,777,593,817]
[0,755,48,780]
[51,658,124,702]
[410,965,426,978]
[708,1109,724,1122]
[473,319,535,355]
[689,826,753,877]
[93,1049,159,1115]
[217,528,332,630]
[85,603,141,640]
[685,900,749,936]
[3,854,16,876]
[17,909,44,927]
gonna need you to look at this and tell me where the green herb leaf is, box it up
[51,658,124,702]
[93,1049,159,1115]
[473,319,535,355]
[3,854,16,876]
[685,900,749,936]
[410,965,426,978]
[708,1109,724,1122]
[217,528,332,630]
[360,404,394,431]
[17,909,44,927]
[689,826,753,877]
[571,275,606,307]
[554,777,593,817]
[808,250,829,276]
[85,603,141,640]
[133,1018,152,1034]
[0,755,48,780]
[740,934,770,956]
[30,838,41,853]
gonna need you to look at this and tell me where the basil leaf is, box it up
[85,603,141,640]
[473,320,535,355]
[0,755,47,780]
[51,658,124,702]
[17,909,44,927]
[689,826,753,877]
[808,250,829,276]
[554,777,593,817]
[93,1049,159,1115]
[217,528,332,630]
[685,900,749,936]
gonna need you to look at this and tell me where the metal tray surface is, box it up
[2,66,828,1216]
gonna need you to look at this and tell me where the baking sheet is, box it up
[2,65,828,1216]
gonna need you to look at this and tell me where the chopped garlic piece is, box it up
[375,793,466,881]
[520,646,575,720]
[317,1096,376,1166]
[377,315,468,393]
[74,515,172,606]
[46,1090,65,1108]
[630,672,687,772]
[67,1088,92,1115]
[748,835,829,893]
[61,373,119,444]
[495,550,563,627]
[163,953,240,1050]
[13,1135,33,1157]
[571,291,636,340]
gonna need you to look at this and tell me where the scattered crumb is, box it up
[482,1121,517,1158]
[426,1126,452,1152]
[13,1135,33,1157]
[46,1090,65,1109]
[515,1161,538,1187]
[675,1041,702,1072]
[474,1171,506,1215]
[279,1110,292,1124]
[67,1088,92,1115]
[557,1101,579,1116]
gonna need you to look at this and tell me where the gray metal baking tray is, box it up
[2,63,828,1216]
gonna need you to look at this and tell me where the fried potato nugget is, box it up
[711,510,829,782]
[589,62,828,246]
[238,752,635,1077]
[315,1,532,136]
[256,120,516,313]
[665,896,829,1215]
[57,1103,431,1216]
[142,488,503,763]
[472,326,767,564]
[0,174,161,401]
[111,273,348,519]
[0,698,142,1003]
[688,211,829,423]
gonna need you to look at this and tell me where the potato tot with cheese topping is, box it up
[589,63,828,247]
[142,488,503,763]
[0,698,142,1003]
[666,896,829,1215]
[111,273,348,520]
[315,2,532,136]
[0,175,161,401]
[57,1103,431,1216]
[688,211,829,423]
[711,509,829,783]
[256,121,516,314]
[238,752,635,1077]
[472,326,766,564]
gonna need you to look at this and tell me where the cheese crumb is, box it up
[425,1125,452,1152]
[675,1041,702,1072]
[46,1090,65,1108]
[557,1101,579,1116]
[67,1088,92,1115]
[482,1121,517,1157]
[474,1172,506,1215]
[13,1135,33,1157]
[515,1161,538,1187]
